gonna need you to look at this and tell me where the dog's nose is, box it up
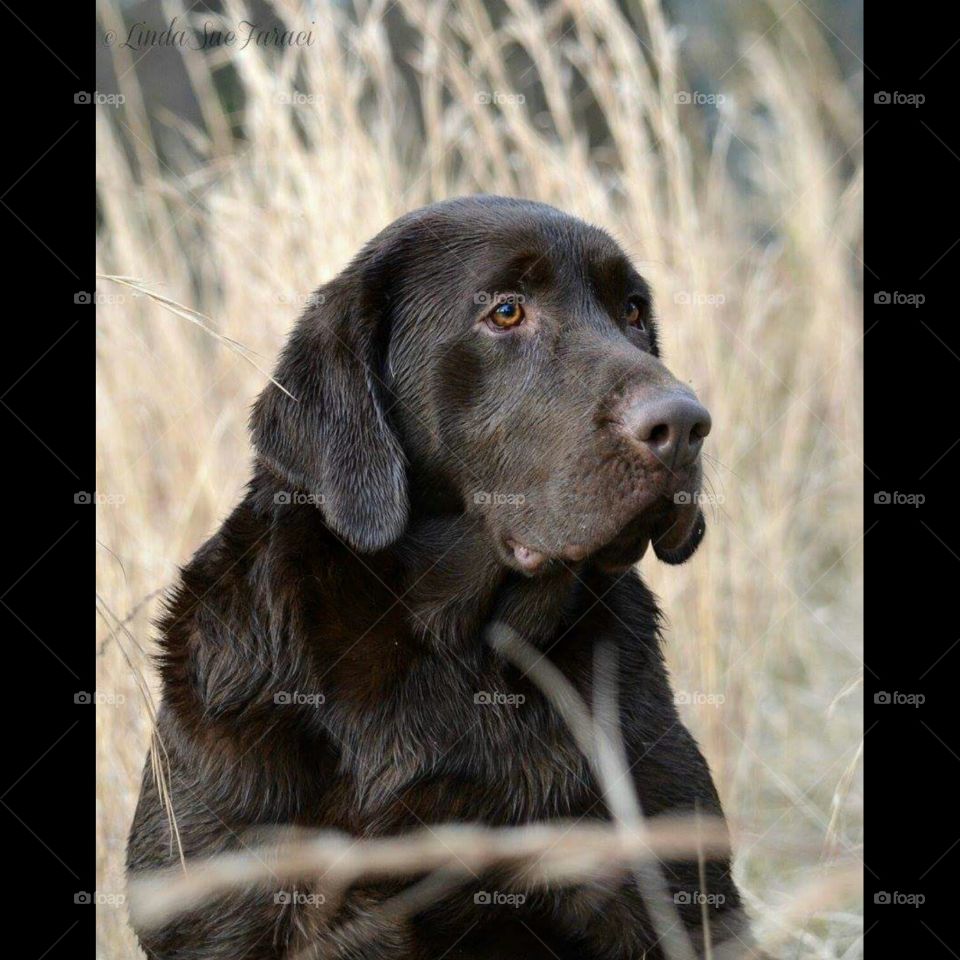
[624,392,711,468]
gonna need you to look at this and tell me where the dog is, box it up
[127,196,758,959]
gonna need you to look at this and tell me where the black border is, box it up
[864,6,960,955]
[0,0,93,954]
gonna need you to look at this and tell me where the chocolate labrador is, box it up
[127,196,759,959]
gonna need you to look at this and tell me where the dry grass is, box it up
[95,0,863,956]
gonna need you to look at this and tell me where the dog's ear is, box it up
[652,508,706,565]
[250,271,408,553]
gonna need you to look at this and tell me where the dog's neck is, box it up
[394,511,599,653]
[249,466,644,655]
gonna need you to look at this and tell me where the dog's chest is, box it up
[327,661,600,826]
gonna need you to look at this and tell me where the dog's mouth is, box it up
[502,537,595,574]
[501,491,705,576]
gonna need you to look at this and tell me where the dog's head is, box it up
[252,196,710,572]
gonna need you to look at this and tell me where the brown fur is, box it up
[128,197,756,959]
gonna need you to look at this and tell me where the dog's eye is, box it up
[624,299,647,332]
[489,300,525,329]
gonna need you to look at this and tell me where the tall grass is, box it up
[96,0,863,956]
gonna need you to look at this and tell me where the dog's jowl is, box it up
[127,196,759,959]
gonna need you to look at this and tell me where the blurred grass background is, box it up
[95,0,863,956]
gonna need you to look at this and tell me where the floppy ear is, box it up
[250,272,409,553]
[653,508,706,565]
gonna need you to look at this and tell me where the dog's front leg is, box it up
[290,885,421,960]
[540,872,760,960]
